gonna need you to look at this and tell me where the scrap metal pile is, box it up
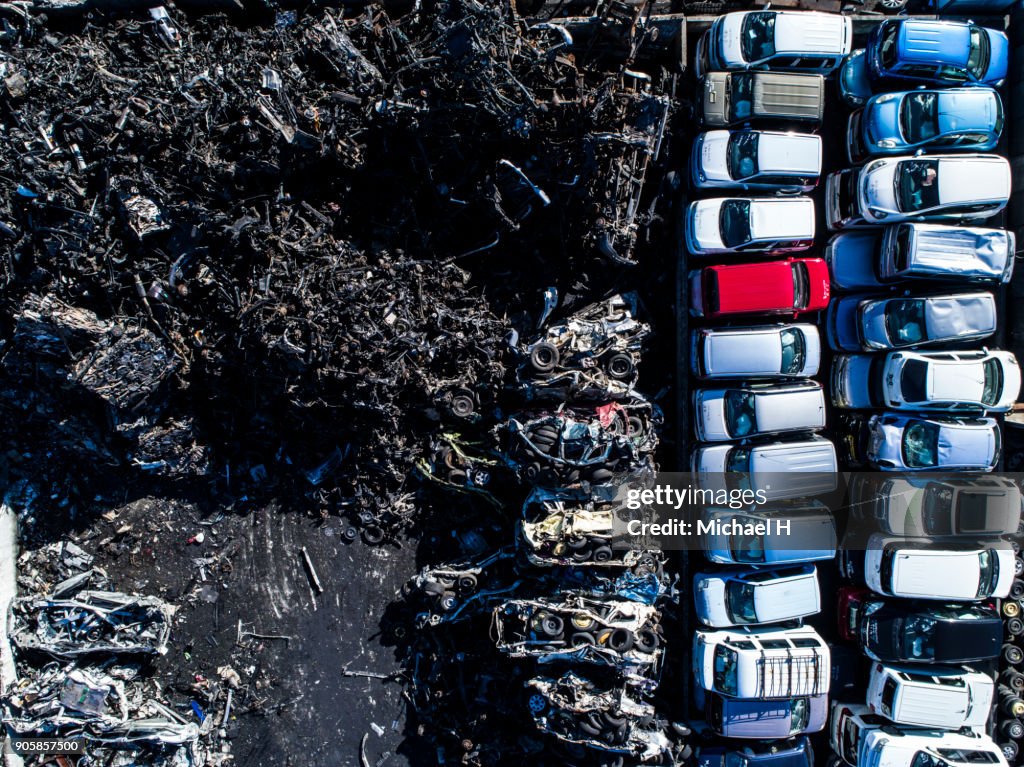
[0,0,681,763]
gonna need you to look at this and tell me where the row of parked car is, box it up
[684,9,1021,767]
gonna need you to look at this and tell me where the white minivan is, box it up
[862,534,1014,601]
[694,625,830,699]
[694,381,826,442]
[866,663,994,729]
[694,565,820,628]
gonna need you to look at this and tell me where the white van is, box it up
[831,702,1008,767]
[863,534,1014,601]
[694,565,820,628]
[692,437,838,501]
[694,625,829,699]
[866,663,994,729]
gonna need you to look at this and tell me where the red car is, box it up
[688,257,830,318]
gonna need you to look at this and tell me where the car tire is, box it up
[571,631,597,647]
[605,353,635,380]
[1014,555,1023,577]
[449,394,476,419]
[999,741,1019,761]
[578,719,602,737]
[1000,718,1024,741]
[571,613,596,631]
[635,629,660,653]
[537,613,564,638]
[529,342,559,373]
[589,468,614,482]
[1008,617,1024,636]
[607,628,634,653]
[1011,580,1024,600]
[1004,643,1024,665]
[601,710,627,727]
[456,574,477,593]
[592,546,613,563]
[1005,601,1022,618]
[361,525,385,544]
[527,694,547,715]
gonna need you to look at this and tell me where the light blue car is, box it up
[847,88,1003,163]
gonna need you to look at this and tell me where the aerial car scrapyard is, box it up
[2,0,1024,766]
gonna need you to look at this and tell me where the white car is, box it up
[691,130,822,192]
[831,349,1021,412]
[863,414,1000,472]
[866,662,994,729]
[695,566,821,628]
[685,197,815,256]
[826,154,1010,229]
[863,533,1014,601]
[691,438,838,502]
[693,381,825,442]
[691,324,820,380]
[696,11,851,76]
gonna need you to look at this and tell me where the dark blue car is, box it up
[698,737,814,767]
[867,19,1008,87]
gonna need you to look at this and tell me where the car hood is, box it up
[828,297,864,352]
[694,444,731,473]
[861,161,898,214]
[827,232,882,290]
[691,199,726,250]
[718,14,745,66]
[833,354,875,409]
[840,49,871,105]
[697,389,730,441]
[694,575,731,626]
[864,96,901,145]
[984,27,1009,84]
[700,131,732,182]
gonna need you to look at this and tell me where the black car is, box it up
[841,589,1001,663]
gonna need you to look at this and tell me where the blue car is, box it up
[867,19,1008,88]
[698,738,814,767]
[847,88,1002,163]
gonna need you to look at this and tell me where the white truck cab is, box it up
[694,625,829,699]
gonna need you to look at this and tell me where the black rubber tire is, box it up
[571,631,597,647]
[457,574,477,593]
[677,745,693,761]
[878,0,907,9]
[1000,741,1019,761]
[627,415,644,435]
[439,593,458,611]
[539,613,564,637]
[635,628,660,653]
[1005,643,1024,665]
[571,547,592,562]
[361,525,385,544]
[578,720,602,737]
[1008,617,1024,636]
[605,353,635,380]
[601,710,627,727]
[567,536,589,550]
[1015,555,1024,577]
[592,546,613,563]
[524,462,543,482]
[671,722,692,738]
[447,469,468,484]
[1000,718,1024,740]
[529,342,559,373]
[607,628,634,653]
[1011,579,1024,600]
[1002,669,1024,691]
[449,394,476,418]
[589,468,614,482]
[1005,600,1022,618]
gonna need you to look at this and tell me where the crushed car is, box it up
[492,594,664,682]
[403,549,521,627]
[501,400,660,488]
[514,294,651,401]
[415,432,507,507]
[526,672,687,763]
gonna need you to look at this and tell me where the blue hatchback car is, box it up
[847,88,1003,163]
[867,19,1008,87]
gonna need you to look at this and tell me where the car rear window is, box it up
[900,93,938,144]
[880,677,897,716]
[727,132,759,180]
[706,271,721,314]
[780,329,805,374]
[896,159,940,212]
[981,357,1002,406]
[720,199,753,248]
[792,262,809,309]
[967,26,989,80]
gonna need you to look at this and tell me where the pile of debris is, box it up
[5,542,230,765]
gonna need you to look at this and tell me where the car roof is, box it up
[756,133,822,176]
[934,89,1000,134]
[710,260,796,313]
[773,12,849,55]
[900,224,1011,278]
[934,156,1010,205]
[896,19,972,67]
[750,198,815,240]
[751,383,824,432]
[918,292,997,339]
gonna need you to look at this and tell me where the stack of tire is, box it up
[997,546,1024,760]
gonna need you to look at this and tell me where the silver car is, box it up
[827,292,996,352]
[694,381,826,442]
[692,437,838,502]
[691,324,820,380]
[832,349,1021,412]
[864,414,1000,472]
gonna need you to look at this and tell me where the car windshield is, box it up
[725,390,757,437]
[730,74,753,121]
[981,358,1002,406]
[911,753,951,767]
[880,677,897,717]
[879,22,899,69]
[899,359,928,402]
[902,421,940,468]
[896,159,941,212]
[900,93,939,143]
[720,200,753,248]
[741,12,776,62]
[714,645,738,695]
[726,447,751,473]
[893,226,912,273]
[780,329,806,374]
[977,549,998,598]
[967,26,990,80]
[730,527,766,564]
[727,132,760,180]
[726,581,758,624]
[884,299,927,345]
[902,615,937,660]
[792,262,809,310]
[790,698,810,734]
